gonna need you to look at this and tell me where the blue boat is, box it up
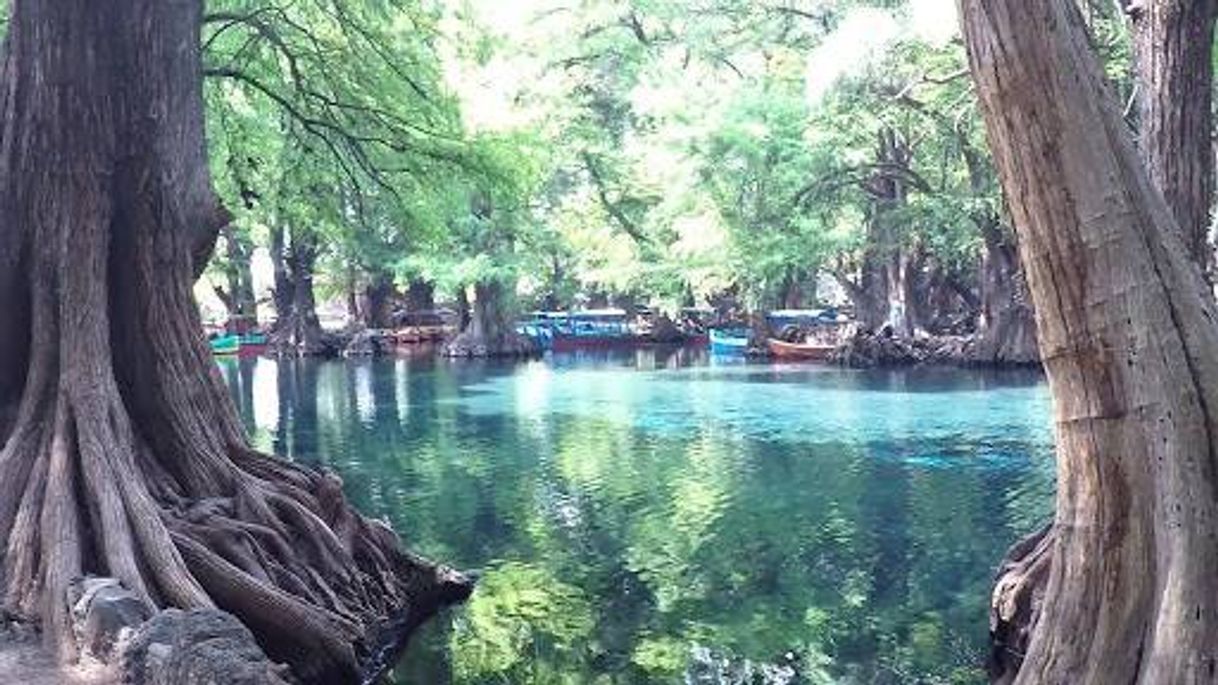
[516,311,572,350]
[550,309,636,351]
[709,327,750,354]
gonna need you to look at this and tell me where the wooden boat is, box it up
[709,328,749,354]
[210,334,240,355]
[767,337,835,361]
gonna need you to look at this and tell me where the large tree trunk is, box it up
[963,1,1218,683]
[1128,0,1217,276]
[778,269,804,310]
[0,0,469,681]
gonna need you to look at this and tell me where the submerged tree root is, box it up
[988,522,1052,685]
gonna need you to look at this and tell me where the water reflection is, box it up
[217,353,1055,684]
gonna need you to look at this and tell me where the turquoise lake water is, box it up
[217,349,1055,685]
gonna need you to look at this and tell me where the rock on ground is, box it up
[0,578,292,685]
[121,609,293,685]
[70,577,154,662]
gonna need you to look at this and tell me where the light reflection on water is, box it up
[217,349,1055,685]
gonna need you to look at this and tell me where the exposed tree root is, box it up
[988,523,1053,685]
[0,371,472,683]
[0,1,472,682]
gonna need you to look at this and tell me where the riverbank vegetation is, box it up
[196,0,1147,365]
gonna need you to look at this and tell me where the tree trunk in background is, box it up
[222,225,257,326]
[362,271,397,329]
[779,269,804,309]
[912,259,978,335]
[971,222,1038,365]
[455,288,471,331]
[443,281,535,357]
[1128,0,1217,276]
[269,223,293,326]
[0,1,469,682]
[963,2,1218,683]
[468,282,508,341]
[405,279,435,313]
[843,252,890,331]
[541,252,566,311]
[884,250,915,337]
[344,263,361,325]
[271,227,327,355]
[853,126,918,336]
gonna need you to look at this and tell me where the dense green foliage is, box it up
[193,0,1153,333]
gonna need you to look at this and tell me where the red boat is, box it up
[767,338,835,361]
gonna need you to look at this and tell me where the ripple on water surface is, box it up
[218,352,1056,685]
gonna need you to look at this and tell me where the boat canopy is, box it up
[767,308,838,322]
[569,308,629,320]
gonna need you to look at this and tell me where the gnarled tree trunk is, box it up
[1128,0,1217,276]
[0,1,470,682]
[963,1,1218,683]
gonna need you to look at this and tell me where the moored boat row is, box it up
[708,309,848,363]
[517,309,707,351]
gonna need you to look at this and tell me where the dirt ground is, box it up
[0,639,116,685]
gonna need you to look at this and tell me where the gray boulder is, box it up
[121,609,293,685]
[70,577,154,661]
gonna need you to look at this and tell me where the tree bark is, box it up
[972,222,1039,365]
[271,226,327,356]
[442,281,535,357]
[962,1,1218,683]
[0,0,470,681]
[221,224,257,329]
[1128,0,1217,276]
[853,126,919,336]
[269,223,293,325]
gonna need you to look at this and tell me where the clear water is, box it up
[217,349,1055,685]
